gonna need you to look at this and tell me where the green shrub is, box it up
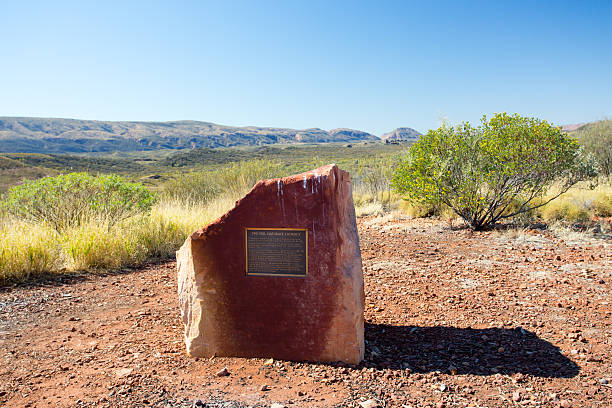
[392,113,598,230]
[1,172,155,231]
[573,119,612,176]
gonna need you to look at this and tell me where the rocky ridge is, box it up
[0,117,380,153]
[380,127,421,141]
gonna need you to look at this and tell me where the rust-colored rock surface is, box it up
[177,164,365,364]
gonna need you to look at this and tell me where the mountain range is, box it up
[0,117,421,154]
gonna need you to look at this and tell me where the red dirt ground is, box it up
[1,216,610,407]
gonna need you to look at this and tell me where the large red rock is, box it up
[177,164,364,364]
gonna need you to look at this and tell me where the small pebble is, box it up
[215,367,230,377]
[359,400,380,408]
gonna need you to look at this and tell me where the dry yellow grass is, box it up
[353,182,611,226]
[1,176,609,283]
[536,183,612,222]
[0,197,237,282]
[0,221,61,281]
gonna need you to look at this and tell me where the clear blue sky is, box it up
[1,0,611,135]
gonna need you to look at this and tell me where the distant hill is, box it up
[562,123,588,132]
[0,155,58,192]
[0,117,380,154]
[380,127,421,141]
[328,128,376,142]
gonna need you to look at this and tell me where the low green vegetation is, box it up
[1,124,610,283]
[0,142,407,193]
[2,173,155,231]
[162,159,288,202]
[391,113,598,230]
[0,197,228,282]
[571,119,612,177]
[0,147,405,282]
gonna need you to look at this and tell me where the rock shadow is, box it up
[364,323,579,378]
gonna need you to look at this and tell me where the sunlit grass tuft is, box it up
[0,197,238,282]
[536,183,612,223]
[0,221,61,281]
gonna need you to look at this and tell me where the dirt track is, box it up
[1,216,610,407]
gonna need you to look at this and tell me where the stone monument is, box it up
[177,164,364,364]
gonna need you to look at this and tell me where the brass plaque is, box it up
[245,228,307,277]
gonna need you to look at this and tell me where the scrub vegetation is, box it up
[391,113,598,230]
[1,117,610,282]
[572,119,612,177]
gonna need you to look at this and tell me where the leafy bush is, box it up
[1,172,155,231]
[392,113,598,230]
[573,119,612,177]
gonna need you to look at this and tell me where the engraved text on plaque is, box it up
[246,228,307,277]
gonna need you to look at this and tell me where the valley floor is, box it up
[0,216,610,407]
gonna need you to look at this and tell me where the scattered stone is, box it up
[192,400,204,408]
[114,368,133,378]
[215,367,230,377]
[512,390,521,402]
[439,383,448,392]
[359,399,381,408]
[261,384,270,391]
[271,404,286,408]
[2,196,610,407]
